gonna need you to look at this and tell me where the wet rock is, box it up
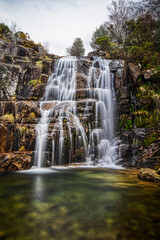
[120,144,132,159]
[41,74,49,84]
[76,89,88,100]
[138,168,160,182]
[132,128,152,142]
[142,69,154,80]
[87,50,106,58]
[33,83,46,100]
[128,63,141,83]
[76,73,87,89]
[0,152,32,172]
[137,140,160,169]
[77,59,91,74]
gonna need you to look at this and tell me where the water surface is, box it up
[0,168,160,240]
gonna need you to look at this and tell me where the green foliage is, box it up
[90,1,160,68]
[28,79,41,86]
[137,84,160,108]
[135,84,160,129]
[134,110,150,128]
[90,24,108,50]
[144,132,157,147]
[149,109,160,129]
[94,36,111,51]
[120,114,133,131]
[124,14,160,67]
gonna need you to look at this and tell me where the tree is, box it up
[67,38,85,56]
[124,13,159,66]
[90,23,108,50]
[141,0,160,18]
[107,0,132,44]
[94,36,111,51]
[43,41,50,54]
[9,21,21,43]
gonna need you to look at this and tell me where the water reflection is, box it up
[34,175,44,201]
[0,168,160,240]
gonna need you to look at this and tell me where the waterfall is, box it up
[34,56,119,168]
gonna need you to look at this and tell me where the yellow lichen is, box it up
[28,79,41,86]
[36,61,43,68]
[29,112,36,119]
[1,114,14,123]
[19,146,25,151]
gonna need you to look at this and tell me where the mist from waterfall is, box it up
[34,56,119,168]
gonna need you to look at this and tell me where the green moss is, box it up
[144,133,157,147]
[28,79,41,86]
[120,114,133,131]
[134,110,150,128]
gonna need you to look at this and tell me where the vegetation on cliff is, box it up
[0,22,45,54]
[90,0,160,69]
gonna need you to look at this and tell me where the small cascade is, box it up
[86,58,118,166]
[34,56,119,168]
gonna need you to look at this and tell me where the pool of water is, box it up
[0,168,160,240]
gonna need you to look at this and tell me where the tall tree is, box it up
[67,38,85,56]
[142,0,160,18]
[90,23,108,50]
[107,0,132,44]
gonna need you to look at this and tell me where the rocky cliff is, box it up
[0,39,56,171]
[0,41,160,172]
[115,61,160,169]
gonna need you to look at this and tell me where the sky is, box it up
[0,0,111,56]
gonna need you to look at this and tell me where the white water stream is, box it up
[34,56,119,168]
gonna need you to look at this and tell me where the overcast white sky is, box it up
[0,0,111,56]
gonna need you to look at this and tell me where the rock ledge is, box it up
[138,168,160,182]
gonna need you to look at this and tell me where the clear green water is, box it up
[0,168,160,240]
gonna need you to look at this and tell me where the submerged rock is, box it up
[138,168,160,182]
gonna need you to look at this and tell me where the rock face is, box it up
[138,168,160,182]
[0,152,32,172]
[0,39,56,171]
[0,39,55,101]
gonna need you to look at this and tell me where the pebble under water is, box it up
[0,168,160,240]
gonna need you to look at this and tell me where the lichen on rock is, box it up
[138,168,160,183]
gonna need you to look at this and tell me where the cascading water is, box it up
[86,58,118,166]
[34,56,119,168]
